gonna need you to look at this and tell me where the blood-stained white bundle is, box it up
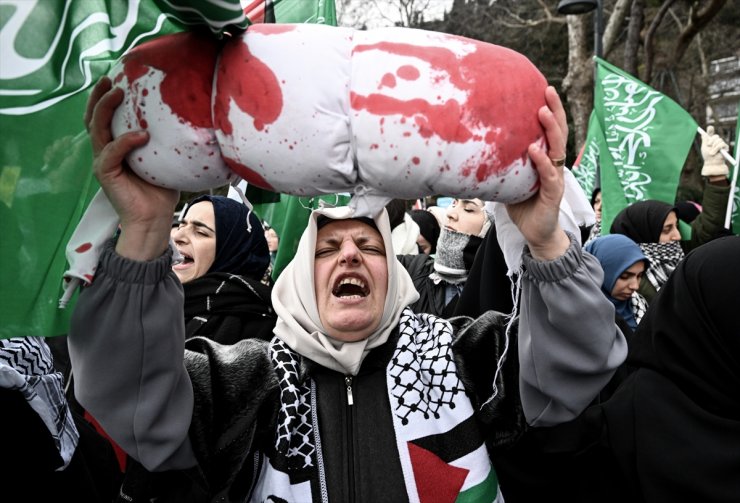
[64,23,551,306]
[109,32,233,192]
[110,23,549,204]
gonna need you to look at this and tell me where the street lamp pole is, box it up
[557,0,604,188]
[594,0,603,59]
[557,0,603,58]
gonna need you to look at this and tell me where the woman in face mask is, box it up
[397,198,493,317]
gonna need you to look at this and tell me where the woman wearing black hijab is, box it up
[609,200,685,304]
[599,235,740,501]
[409,209,441,255]
[173,194,276,344]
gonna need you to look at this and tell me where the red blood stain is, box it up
[84,274,94,282]
[222,156,274,191]
[351,38,546,181]
[215,38,283,134]
[380,73,396,89]
[396,65,420,80]
[249,24,296,36]
[75,243,93,253]
[412,156,420,165]
[121,32,218,129]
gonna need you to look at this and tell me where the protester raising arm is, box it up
[69,77,626,502]
[70,77,196,471]
[504,87,626,425]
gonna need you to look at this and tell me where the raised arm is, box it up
[68,77,196,471]
[507,86,627,426]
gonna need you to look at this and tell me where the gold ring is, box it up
[550,157,566,167]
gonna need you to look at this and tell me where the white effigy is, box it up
[62,23,550,305]
[108,32,233,191]
[110,23,548,207]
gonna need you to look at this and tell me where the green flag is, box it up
[592,57,699,234]
[0,0,336,339]
[572,110,600,198]
[0,0,185,340]
[730,107,740,232]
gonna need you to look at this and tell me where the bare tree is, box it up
[337,0,738,158]
[562,15,593,150]
[623,0,645,75]
[336,0,438,28]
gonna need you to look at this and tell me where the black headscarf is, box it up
[184,195,270,281]
[590,187,601,207]
[601,236,740,501]
[674,200,701,223]
[609,200,677,243]
[409,209,441,254]
[384,199,408,230]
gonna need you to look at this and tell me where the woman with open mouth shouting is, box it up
[67,83,626,502]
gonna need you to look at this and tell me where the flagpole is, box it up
[725,150,740,230]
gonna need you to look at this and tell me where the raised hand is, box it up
[700,125,730,179]
[87,77,180,260]
[505,86,571,260]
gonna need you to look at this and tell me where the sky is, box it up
[335,0,455,28]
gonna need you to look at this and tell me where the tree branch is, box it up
[644,0,678,83]
[670,0,728,68]
[602,0,630,57]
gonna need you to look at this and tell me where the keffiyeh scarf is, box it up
[0,337,78,469]
[639,241,684,292]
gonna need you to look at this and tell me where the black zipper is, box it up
[345,375,355,501]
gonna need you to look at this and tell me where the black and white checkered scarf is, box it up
[0,337,78,469]
[638,241,685,292]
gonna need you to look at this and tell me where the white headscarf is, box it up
[272,206,419,375]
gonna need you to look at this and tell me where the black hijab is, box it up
[628,235,740,416]
[609,200,676,243]
[409,209,441,254]
[601,236,740,501]
[184,195,270,281]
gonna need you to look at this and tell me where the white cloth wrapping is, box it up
[491,168,596,276]
[64,23,550,304]
[215,24,547,209]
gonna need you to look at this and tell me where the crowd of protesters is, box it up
[3,56,739,503]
